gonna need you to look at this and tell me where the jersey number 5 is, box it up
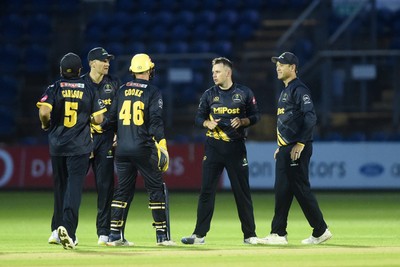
[119,100,144,126]
[64,101,78,128]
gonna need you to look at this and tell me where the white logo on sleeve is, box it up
[303,94,311,104]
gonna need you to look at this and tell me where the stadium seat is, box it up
[369,131,390,141]
[155,11,174,27]
[240,9,260,26]
[189,41,211,53]
[213,24,234,41]
[211,41,233,57]
[85,25,104,43]
[0,14,25,44]
[148,42,167,54]
[148,25,169,41]
[24,45,49,74]
[106,25,126,42]
[0,45,20,74]
[115,0,136,12]
[170,25,190,41]
[195,10,217,27]
[174,10,195,27]
[168,41,189,54]
[0,106,16,137]
[191,25,212,41]
[217,10,238,26]
[124,42,146,54]
[235,23,255,41]
[0,76,19,105]
[26,14,53,44]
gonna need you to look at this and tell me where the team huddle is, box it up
[37,48,332,250]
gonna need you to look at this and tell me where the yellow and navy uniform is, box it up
[272,77,328,238]
[36,77,106,156]
[192,83,260,240]
[36,76,106,242]
[276,78,316,146]
[81,73,120,238]
[107,78,168,239]
[195,83,260,141]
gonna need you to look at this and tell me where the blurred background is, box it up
[1,0,400,190]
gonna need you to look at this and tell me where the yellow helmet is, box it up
[129,53,155,73]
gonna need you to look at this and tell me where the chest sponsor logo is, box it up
[277,108,285,115]
[213,107,240,114]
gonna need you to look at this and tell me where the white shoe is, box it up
[244,236,261,245]
[57,226,75,250]
[48,230,60,245]
[259,233,288,245]
[302,229,332,245]
[157,240,177,246]
[98,235,109,245]
[181,234,205,245]
[106,239,134,246]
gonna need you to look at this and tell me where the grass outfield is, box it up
[0,191,399,267]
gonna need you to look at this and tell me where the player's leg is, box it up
[49,156,67,244]
[93,133,115,241]
[193,139,224,237]
[290,143,328,237]
[107,156,136,246]
[57,153,89,248]
[137,149,175,245]
[224,141,257,240]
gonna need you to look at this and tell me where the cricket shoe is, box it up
[98,235,109,245]
[258,233,288,245]
[244,236,262,245]
[48,230,60,245]
[181,234,205,245]
[301,229,332,245]
[106,233,134,247]
[57,226,75,250]
[156,233,177,246]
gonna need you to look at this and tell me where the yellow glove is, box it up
[155,138,169,172]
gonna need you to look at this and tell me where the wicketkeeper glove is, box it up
[155,138,169,172]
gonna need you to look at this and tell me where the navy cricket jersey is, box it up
[276,78,317,146]
[37,77,106,156]
[81,73,120,133]
[108,78,165,156]
[195,83,260,141]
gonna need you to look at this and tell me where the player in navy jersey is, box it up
[37,52,106,249]
[181,57,262,245]
[81,47,120,245]
[259,52,332,245]
[105,53,175,246]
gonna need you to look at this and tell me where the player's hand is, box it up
[230,117,243,129]
[204,119,220,130]
[41,124,49,131]
[290,143,304,161]
[155,139,169,172]
[274,147,279,160]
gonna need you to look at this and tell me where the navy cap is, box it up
[60,52,82,74]
[271,52,299,66]
[88,47,114,61]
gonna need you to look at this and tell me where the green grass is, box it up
[0,191,399,266]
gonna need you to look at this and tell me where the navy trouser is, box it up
[110,147,166,237]
[91,131,115,236]
[194,138,257,239]
[51,154,89,241]
[271,142,327,237]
